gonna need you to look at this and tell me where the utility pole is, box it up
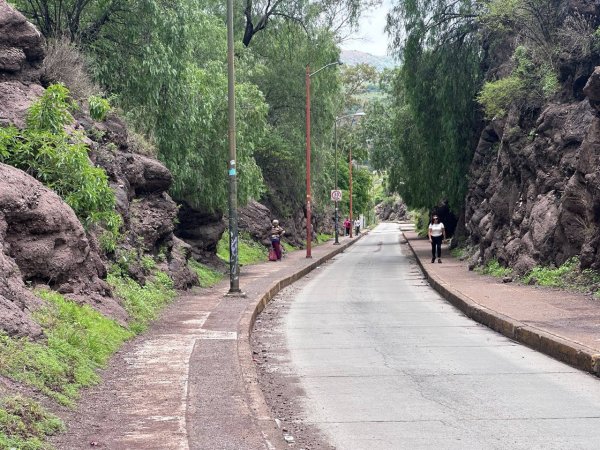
[226,0,242,295]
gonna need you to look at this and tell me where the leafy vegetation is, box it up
[217,231,267,266]
[0,290,132,406]
[107,270,176,334]
[316,233,333,244]
[189,260,224,288]
[0,395,64,450]
[88,95,111,121]
[0,84,122,243]
[478,259,513,278]
[478,46,558,119]
[522,257,580,288]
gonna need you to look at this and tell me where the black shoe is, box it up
[431,258,435,263]
[438,258,442,263]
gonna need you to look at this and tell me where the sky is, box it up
[341,0,393,57]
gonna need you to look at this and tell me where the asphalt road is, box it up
[283,222,600,449]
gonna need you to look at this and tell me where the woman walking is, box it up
[428,215,446,263]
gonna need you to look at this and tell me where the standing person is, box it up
[344,217,351,236]
[270,219,285,261]
[428,214,446,263]
[354,217,361,236]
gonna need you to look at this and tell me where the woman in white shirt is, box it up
[428,215,446,263]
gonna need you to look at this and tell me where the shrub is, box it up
[88,95,111,121]
[477,46,559,119]
[26,83,74,133]
[0,84,122,241]
[42,37,96,100]
[478,76,525,119]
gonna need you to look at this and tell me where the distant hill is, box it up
[340,50,397,71]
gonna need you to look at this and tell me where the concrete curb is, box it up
[238,235,364,449]
[401,232,600,378]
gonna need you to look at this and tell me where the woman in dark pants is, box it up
[428,215,446,263]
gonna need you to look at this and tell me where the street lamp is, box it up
[305,61,342,258]
[334,112,365,244]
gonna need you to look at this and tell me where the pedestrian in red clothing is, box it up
[343,218,351,236]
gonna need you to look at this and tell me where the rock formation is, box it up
[375,197,408,222]
[0,0,195,336]
[465,68,600,273]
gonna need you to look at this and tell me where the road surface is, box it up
[281,222,600,449]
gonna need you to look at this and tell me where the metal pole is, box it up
[334,119,339,245]
[305,65,312,258]
[227,0,241,293]
[349,146,353,238]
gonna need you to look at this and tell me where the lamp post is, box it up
[334,112,365,244]
[305,61,342,258]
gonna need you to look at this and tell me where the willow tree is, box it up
[245,20,343,217]
[385,0,483,211]
[15,0,269,212]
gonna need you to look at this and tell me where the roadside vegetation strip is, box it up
[0,395,65,450]
[457,249,600,295]
[477,259,513,278]
[217,231,268,266]
[189,259,224,288]
[0,265,178,447]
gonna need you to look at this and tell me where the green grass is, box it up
[281,241,298,253]
[522,257,580,288]
[0,290,133,406]
[477,259,513,278]
[107,270,176,334]
[188,260,224,288]
[316,233,332,244]
[0,395,64,450]
[450,247,466,259]
[217,231,267,266]
[0,266,178,447]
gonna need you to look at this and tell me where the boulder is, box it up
[0,163,129,333]
[238,199,272,245]
[0,0,44,82]
[129,193,177,249]
[176,202,226,258]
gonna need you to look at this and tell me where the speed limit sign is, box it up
[330,190,342,201]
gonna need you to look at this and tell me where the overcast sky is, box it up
[341,0,393,56]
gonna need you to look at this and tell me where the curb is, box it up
[238,235,364,449]
[401,232,600,378]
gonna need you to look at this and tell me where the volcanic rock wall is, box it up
[466,68,600,274]
[0,0,195,337]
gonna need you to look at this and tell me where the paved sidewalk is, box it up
[401,226,600,377]
[51,235,361,450]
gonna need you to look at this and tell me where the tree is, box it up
[241,0,377,46]
[383,0,482,211]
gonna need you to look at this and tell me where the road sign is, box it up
[330,189,342,201]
